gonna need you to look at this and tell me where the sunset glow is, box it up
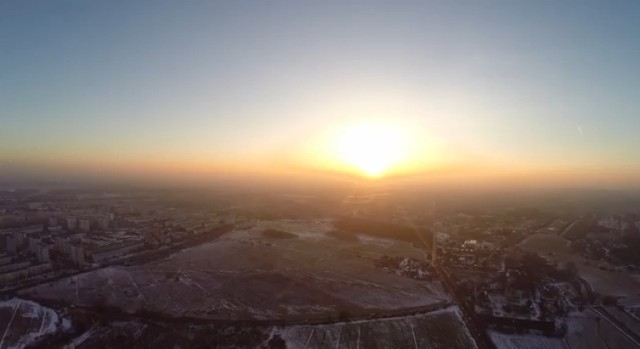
[1,1,640,189]
[2,3,640,346]
[333,123,408,178]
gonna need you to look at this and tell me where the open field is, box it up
[279,306,477,349]
[21,220,448,320]
[0,298,69,349]
[518,233,573,256]
[489,331,566,349]
[489,309,640,349]
[518,233,640,304]
[65,306,476,349]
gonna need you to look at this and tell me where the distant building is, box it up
[69,243,85,266]
[462,239,478,252]
[0,260,30,274]
[79,218,91,232]
[35,242,50,263]
[222,215,236,226]
[6,235,19,256]
[0,262,51,284]
[16,232,26,246]
[54,236,69,254]
[96,215,110,230]
[49,225,63,233]
[21,225,43,234]
[66,216,77,230]
[432,233,438,265]
[54,234,85,265]
[27,202,44,210]
[0,254,12,266]
[5,231,26,256]
[28,237,41,254]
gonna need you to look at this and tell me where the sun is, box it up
[334,123,407,178]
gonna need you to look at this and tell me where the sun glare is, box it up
[334,123,407,178]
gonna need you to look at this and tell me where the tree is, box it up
[564,261,578,279]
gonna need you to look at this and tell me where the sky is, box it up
[2,1,640,188]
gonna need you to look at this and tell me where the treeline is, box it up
[610,234,640,266]
[333,216,432,246]
[262,229,297,239]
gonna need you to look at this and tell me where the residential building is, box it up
[67,216,77,230]
[35,242,50,263]
[79,218,91,232]
[96,215,110,230]
[6,235,19,256]
[69,242,85,266]
[21,225,43,234]
[28,237,41,254]
[0,262,52,284]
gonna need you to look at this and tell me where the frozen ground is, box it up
[0,298,69,349]
[278,306,476,349]
[21,220,448,320]
[489,331,565,349]
[519,233,640,304]
[490,309,640,349]
[64,305,476,349]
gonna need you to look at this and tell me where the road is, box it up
[398,206,497,349]
[593,306,640,348]
[560,219,580,237]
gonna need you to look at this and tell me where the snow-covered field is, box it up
[63,306,476,349]
[489,331,566,349]
[21,220,448,320]
[519,233,640,304]
[490,309,640,349]
[519,233,573,256]
[278,306,476,349]
[0,298,69,349]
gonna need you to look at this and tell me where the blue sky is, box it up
[2,1,640,185]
